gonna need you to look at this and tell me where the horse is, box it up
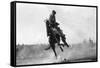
[45,20,65,58]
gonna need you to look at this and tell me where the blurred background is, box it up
[16,3,96,45]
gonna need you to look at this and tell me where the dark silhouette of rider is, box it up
[49,10,59,28]
[49,10,56,24]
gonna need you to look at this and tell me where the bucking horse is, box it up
[44,19,69,58]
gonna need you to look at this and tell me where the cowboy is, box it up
[49,10,56,24]
[49,10,60,27]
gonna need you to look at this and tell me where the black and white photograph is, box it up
[14,2,97,66]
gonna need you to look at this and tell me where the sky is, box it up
[16,3,96,45]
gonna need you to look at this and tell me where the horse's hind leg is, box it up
[49,37,57,58]
[51,44,57,58]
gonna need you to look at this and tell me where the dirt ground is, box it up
[16,41,97,65]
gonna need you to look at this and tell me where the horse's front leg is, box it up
[59,46,63,52]
[57,39,64,52]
